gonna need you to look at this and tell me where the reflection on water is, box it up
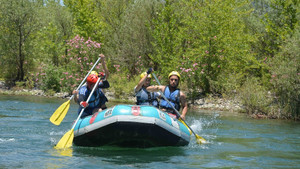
[51,147,73,157]
[74,146,185,165]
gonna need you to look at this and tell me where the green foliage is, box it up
[257,0,298,57]
[54,35,102,93]
[149,0,182,75]
[34,1,74,66]
[0,0,299,119]
[36,64,63,93]
[64,0,105,41]
[108,73,139,99]
[237,77,272,115]
[99,0,160,77]
[269,29,300,119]
[0,0,42,83]
[150,0,259,97]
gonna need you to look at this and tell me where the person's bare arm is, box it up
[135,75,148,92]
[72,90,79,104]
[179,91,188,120]
[100,54,109,80]
[146,85,165,92]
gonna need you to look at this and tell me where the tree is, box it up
[269,29,300,119]
[35,0,74,67]
[0,0,42,85]
[64,0,105,42]
[149,0,182,76]
[253,0,299,58]
[150,0,258,96]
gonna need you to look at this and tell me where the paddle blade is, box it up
[50,100,71,125]
[55,129,74,149]
[195,134,207,144]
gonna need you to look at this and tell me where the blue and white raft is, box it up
[73,105,191,147]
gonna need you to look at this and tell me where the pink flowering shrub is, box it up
[33,35,103,93]
[59,35,103,92]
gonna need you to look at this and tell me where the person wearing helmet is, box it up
[90,71,98,77]
[146,71,188,120]
[134,68,160,107]
[72,54,110,118]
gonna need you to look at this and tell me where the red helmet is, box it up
[87,74,98,85]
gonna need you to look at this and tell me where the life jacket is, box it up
[159,86,180,112]
[78,86,108,108]
[136,87,159,107]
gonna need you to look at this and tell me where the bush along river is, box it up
[0,95,299,169]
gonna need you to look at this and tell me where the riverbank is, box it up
[0,80,245,113]
[0,85,243,113]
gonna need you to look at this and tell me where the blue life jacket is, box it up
[159,86,180,111]
[136,87,159,107]
[78,86,108,108]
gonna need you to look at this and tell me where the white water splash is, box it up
[49,130,68,136]
[189,112,220,145]
[0,138,15,143]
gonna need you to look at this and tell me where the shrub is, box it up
[237,77,272,116]
[108,73,139,99]
[269,30,300,119]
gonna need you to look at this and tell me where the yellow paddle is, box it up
[152,72,206,144]
[50,57,102,125]
[55,76,101,149]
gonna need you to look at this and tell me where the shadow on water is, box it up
[73,146,186,165]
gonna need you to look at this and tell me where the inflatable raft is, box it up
[73,105,191,147]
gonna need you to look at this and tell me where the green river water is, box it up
[0,95,299,169]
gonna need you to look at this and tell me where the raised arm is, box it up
[99,54,109,80]
[135,75,148,92]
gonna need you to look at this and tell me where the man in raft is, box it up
[146,71,188,120]
[134,68,160,108]
[72,54,110,118]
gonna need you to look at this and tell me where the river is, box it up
[0,95,299,168]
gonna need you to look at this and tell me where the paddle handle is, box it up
[152,73,199,137]
[69,57,102,101]
[71,77,101,130]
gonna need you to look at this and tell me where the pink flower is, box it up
[205,50,209,54]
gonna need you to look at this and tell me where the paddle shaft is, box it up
[69,57,102,100]
[71,77,102,130]
[152,73,199,138]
